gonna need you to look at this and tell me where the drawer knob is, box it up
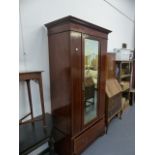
[75,48,79,52]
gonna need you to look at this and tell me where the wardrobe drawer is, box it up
[74,118,105,154]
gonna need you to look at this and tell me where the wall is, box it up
[19,0,135,153]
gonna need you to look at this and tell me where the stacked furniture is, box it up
[45,16,111,155]
[115,60,133,111]
[105,53,122,133]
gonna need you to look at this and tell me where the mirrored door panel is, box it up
[83,38,99,125]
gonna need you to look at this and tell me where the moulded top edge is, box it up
[45,16,112,34]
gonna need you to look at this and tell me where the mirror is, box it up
[84,38,99,125]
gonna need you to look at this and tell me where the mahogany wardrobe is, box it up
[45,16,111,155]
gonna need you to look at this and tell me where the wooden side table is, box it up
[19,71,46,126]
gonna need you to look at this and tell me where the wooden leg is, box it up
[118,110,122,120]
[38,77,46,126]
[26,80,34,123]
[105,125,108,134]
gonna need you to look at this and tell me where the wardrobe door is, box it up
[81,34,100,127]
[70,31,82,136]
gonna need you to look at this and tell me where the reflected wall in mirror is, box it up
[84,38,99,125]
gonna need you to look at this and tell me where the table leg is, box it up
[26,80,34,123]
[38,77,46,126]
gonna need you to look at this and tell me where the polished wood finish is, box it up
[19,71,46,125]
[19,114,53,155]
[70,31,82,136]
[48,32,72,155]
[48,32,71,134]
[46,22,108,39]
[74,117,105,154]
[45,16,111,155]
[45,16,111,36]
[99,39,107,119]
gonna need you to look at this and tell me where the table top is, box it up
[19,114,53,155]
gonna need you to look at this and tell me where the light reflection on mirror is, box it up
[84,39,99,125]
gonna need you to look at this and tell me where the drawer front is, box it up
[74,118,105,154]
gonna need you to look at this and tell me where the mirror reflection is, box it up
[84,39,99,125]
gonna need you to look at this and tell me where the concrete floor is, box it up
[82,105,135,155]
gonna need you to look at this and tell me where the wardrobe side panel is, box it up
[48,32,71,135]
